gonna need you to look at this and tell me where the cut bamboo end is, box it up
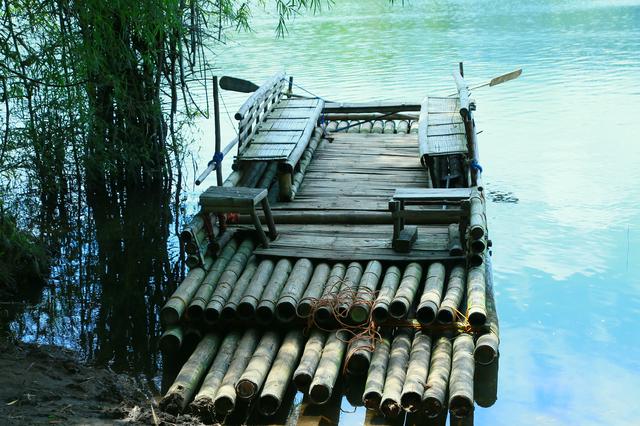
[474,333,499,365]
[449,334,475,418]
[275,299,297,322]
[213,394,235,415]
[309,385,331,405]
[372,304,389,323]
[416,300,438,325]
[436,307,455,324]
[389,298,410,319]
[159,326,183,354]
[423,397,444,417]
[293,371,313,392]
[236,379,258,399]
[236,302,256,320]
[258,395,280,416]
[256,303,275,324]
[380,398,403,418]
[349,304,370,323]
[363,392,382,410]
[400,391,422,413]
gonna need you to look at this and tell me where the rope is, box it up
[470,159,483,173]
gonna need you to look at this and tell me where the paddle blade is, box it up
[219,76,259,93]
[489,69,522,87]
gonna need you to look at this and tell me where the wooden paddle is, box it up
[219,76,259,93]
[449,68,522,96]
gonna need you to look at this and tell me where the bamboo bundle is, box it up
[470,235,487,253]
[237,259,275,320]
[159,325,183,354]
[184,228,208,256]
[396,120,409,134]
[422,336,452,417]
[469,190,486,239]
[437,265,466,324]
[359,121,373,133]
[257,162,278,189]
[161,256,215,326]
[466,265,487,327]
[290,130,322,200]
[416,262,446,325]
[293,329,328,391]
[380,329,413,418]
[448,224,463,256]
[337,262,364,315]
[349,260,383,323]
[401,331,432,412]
[363,329,392,410]
[297,263,331,318]
[474,260,499,364]
[372,120,384,133]
[409,120,419,134]
[236,331,282,399]
[256,259,293,323]
[187,239,239,321]
[213,329,261,415]
[383,120,396,134]
[390,263,423,319]
[258,329,305,416]
[190,331,242,420]
[220,259,258,321]
[204,239,256,323]
[371,266,401,323]
[448,333,475,418]
[314,263,346,323]
[160,333,221,414]
[275,258,314,322]
[309,330,349,404]
[345,334,374,376]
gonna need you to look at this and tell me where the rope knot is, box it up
[470,159,483,173]
[213,151,224,165]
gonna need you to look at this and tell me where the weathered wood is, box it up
[349,260,383,323]
[221,258,258,321]
[466,265,487,327]
[371,266,401,323]
[200,186,268,211]
[283,101,325,173]
[416,262,446,325]
[449,333,475,418]
[290,129,323,200]
[293,329,328,392]
[314,263,346,323]
[297,263,331,318]
[363,329,392,410]
[237,259,275,320]
[275,258,314,322]
[236,331,281,399]
[474,258,499,364]
[448,223,463,256]
[380,329,413,418]
[159,325,183,354]
[401,331,432,412]
[256,258,293,323]
[437,264,466,324]
[389,262,423,319]
[422,336,452,417]
[240,209,463,225]
[309,330,349,404]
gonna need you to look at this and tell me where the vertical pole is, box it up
[459,62,464,78]
[288,76,294,97]
[213,76,223,187]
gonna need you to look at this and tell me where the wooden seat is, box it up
[200,186,277,247]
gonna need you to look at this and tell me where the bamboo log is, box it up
[349,261,382,323]
[359,121,373,133]
[390,263,423,319]
[449,333,475,418]
[363,329,392,410]
[380,329,413,418]
[345,334,374,375]
[161,256,215,326]
[396,120,409,134]
[258,329,305,415]
[180,212,216,245]
[297,263,331,318]
[238,209,463,225]
[220,258,258,321]
[290,130,322,200]
[371,120,384,133]
[314,263,346,323]
[470,236,487,253]
[293,329,328,392]
[183,327,203,352]
[185,254,203,269]
[422,336,452,417]
[466,265,487,327]
[256,259,293,323]
[237,259,275,320]
[371,266,401,323]
[275,258,314,322]
[325,121,338,132]
[468,251,484,268]
[400,331,432,412]
[257,162,278,189]
[239,161,268,188]
[159,325,183,354]
[204,239,256,323]
[448,223,463,256]
[184,227,207,255]
[190,331,242,420]
[337,261,364,315]
[213,329,261,415]
[160,333,222,414]
[437,265,466,324]
[223,168,243,187]
[469,190,485,239]
[474,258,499,364]
[236,331,281,399]
[416,262,446,325]
[409,120,419,134]
[278,170,293,202]
[474,356,498,407]
[383,120,396,134]
[309,330,349,404]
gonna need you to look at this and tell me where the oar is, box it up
[219,76,259,93]
[448,68,522,96]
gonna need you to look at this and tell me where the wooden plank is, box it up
[394,187,471,201]
[424,134,467,156]
[418,97,429,159]
[199,186,266,209]
[274,98,321,109]
[323,101,421,113]
[259,119,310,132]
[251,131,304,144]
[427,122,465,137]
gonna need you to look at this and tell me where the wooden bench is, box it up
[200,186,277,248]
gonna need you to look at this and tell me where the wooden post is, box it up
[213,76,223,186]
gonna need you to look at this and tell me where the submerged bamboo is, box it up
[371,266,401,323]
[401,331,432,412]
[437,265,466,324]
[422,336,452,417]
[258,329,305,416]
[349,260,383,323]
[449,333,475,418]
[159,325,183,354]
[345,334,374,376]
[390,263,423,319]
[448,223,464,256]
[314,263,346,323]
[275,258,314,322]
[309,330,349,404]
[221,259,258,320]
[236,331,281,400]
[466,265,487,326]
[474,356,499,408]
[474,259,499,364]
[293,329,328,391]
[416,262,446,325]
[237,259,275,320]
[160,333,221,414]
[297,263,331,318]
[380,329,413,418]
[337,262,364,315]
[363,329,392,410]
[256,259,293,323]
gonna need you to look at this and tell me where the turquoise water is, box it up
[191,1,640,424]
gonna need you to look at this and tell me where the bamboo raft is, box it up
[160,69,500,425]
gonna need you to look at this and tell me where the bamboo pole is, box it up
[416,262,446,326]
[371,266,401,323]
[337,262,364,315]
[258,329,305,415]
[470,236,487,253]
[474,356,498,408]
[186,239,239,321]
[293,329,328,392]
[449,333,475,418]
[220,258,258,321]
[422,336,452,417]
[278,170,293,201]
[275,258,314,322]
[448,224,463,256]
[474,258,499,364]
[466,265,487,327]
[359,121,373,133]
[236,331,282,399]
[160,333,221,414]
[237,259,275,320]
[161,256,215,326]
[380,329,413,418]
[309,330,349,404]
[238,209,463,225]
[469,190,486,239]
[256,259,293,323]
[409,120,419,134]
[349,261,383,324]
[297,263,331,318]
[314,263,346,323]
[184,227,207,255]
[363,328,392,410]
[468,251,484,268]
[239,161,268,188]
[183,327,203,352]
[159,325,183,354]
[401,331,432,412]
[383,120,396,134]
[371,120,384,133]
[204,239,256,323]
[185,254,203,269]
[396,120,409,134]
[257,162,278,189]
[345,334,374,375]
[290,129,322,200]
[325,121,338,132]
[223,168,243,187]
[190,331,242,420]
[437,265,466,324]
[389,263,423,319]
[213,329,261,415]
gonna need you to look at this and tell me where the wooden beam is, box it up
[324,101,421,114]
